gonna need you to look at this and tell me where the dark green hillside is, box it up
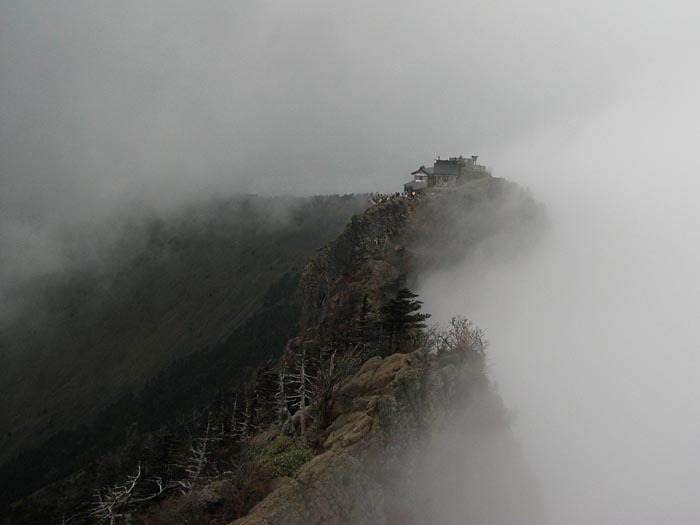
[0,178,545,524]
[0,194,367,467]
[0,269,303,514]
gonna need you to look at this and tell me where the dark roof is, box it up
[432,159,460,177]
[411,165,433,175]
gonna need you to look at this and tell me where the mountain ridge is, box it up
[2,178,544,524]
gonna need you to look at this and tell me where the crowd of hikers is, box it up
[368,191,417,205]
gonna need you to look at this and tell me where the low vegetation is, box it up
[254,436,315,478]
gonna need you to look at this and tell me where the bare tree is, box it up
[228,394,242,439]
[89,464,142,525]
[313,344,364,428]
[289,346,312,438]
[232,397,253,440]
[174,415,221,493]
[424,316,487,356]
[274,359,293,429]
[88,464,169,524]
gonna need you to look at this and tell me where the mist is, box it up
[2,1,695,294]
[3,1,700,522]
[419,64,700,523]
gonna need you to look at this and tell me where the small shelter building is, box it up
[404,155,490,193]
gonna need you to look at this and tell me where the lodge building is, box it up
[404,155,490,193]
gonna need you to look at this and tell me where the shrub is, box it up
[253,435,315,477]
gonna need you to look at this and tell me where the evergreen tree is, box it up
[378,277,430,354]
[349,295,380,351]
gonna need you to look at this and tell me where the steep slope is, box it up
[2,178,544,524]
[298,197,415,346]
[234,347,542,525]
[297,177,542,349]
[0,195,367,473]
[233,349,471,525]
[230,179,544,524]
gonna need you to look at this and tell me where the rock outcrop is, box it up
[297,178,542,347]
[233,348,476,525]
[232,180,545,524]
[298,197,415,345]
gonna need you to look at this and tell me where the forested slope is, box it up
[2,179,545,524]
[0,194,366,468]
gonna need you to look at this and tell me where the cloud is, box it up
[2,0,693,220]
[417,57,700,523]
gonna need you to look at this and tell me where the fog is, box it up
[3,1,700,522]
[2,0,694,291]
[419,67,700,522]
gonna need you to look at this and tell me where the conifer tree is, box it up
[353,295,380,350]
[379,276,430,353]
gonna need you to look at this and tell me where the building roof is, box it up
[432,159,461,177]
[411,165,433,175]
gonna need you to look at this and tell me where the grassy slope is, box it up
[0,194,367,465]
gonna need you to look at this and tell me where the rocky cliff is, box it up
[2,180,544,525]
[297,197,415,346]
[233,348,478,525]
[296,177,542,348]
[231,179,544,524]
